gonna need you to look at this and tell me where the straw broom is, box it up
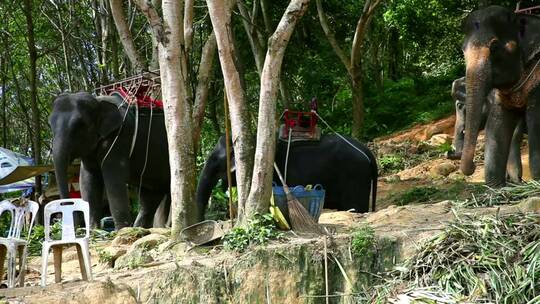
[273,163,325,235]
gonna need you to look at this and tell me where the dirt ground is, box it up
[1,114,537,303]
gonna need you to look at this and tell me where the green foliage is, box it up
[26,222,62,256]
[436,142,453,154]
[96,248,114,265]
[205,180,230,221]
[351,225,376,258]
[393,186,439,206]
[379,154,405,174]
[223,213,283,252]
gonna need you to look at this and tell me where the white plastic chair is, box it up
[0,199,39,288]
[40,199,93,286]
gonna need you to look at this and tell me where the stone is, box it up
[519,197,540,213]
[112,227,151,246]
[131,233,168,251]
[114,248,153,269]
[427,134,452,147]
[382,175,401,183]
[430,161,457,177]
[99,246,128,267]
[448,171,465,181]
[149,227,171,236]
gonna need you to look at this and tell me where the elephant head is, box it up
[460,6,540,175]
[49,92,122,199]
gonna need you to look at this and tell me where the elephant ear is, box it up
[517,14,540,63]
[97,101,123,139]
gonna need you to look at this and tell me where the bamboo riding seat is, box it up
[40,199,92,286]
[279,98,321,142]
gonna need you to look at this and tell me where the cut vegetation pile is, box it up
[463,180,540,208]
[377,212,540,303]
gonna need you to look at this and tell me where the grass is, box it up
[386,182,484,206]
[375,140,447,176]
[222,213,283,252]
[366,212,540,303]
[351,225,376,258]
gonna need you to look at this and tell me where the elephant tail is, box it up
[370,154,378,213]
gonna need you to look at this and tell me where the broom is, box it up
[273,163,325,235]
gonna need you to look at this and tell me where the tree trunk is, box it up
[22,0,42,196]
[1,55,7,148]
[110,0,146,73]
[350,0,382,139]
[193,32,217,151]
[316,0,383,139]
[207,0,254,223]
[132,0,198,238]
[245,0,311,217]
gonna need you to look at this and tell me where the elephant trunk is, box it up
[195,161,221,221]
[52,139,72,199]
[461,46,491,176]
[448,114,465,160]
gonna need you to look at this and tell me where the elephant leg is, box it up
[152,194,170,228]
[134,189,162,228]
[527,89,540,179]
[506,118,524,183]
[102,163,132,229]
[79,163,104,228]
[484,103,520,187]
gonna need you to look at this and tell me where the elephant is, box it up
[460,6,540,186]
[49,92,171,229]
[196,134,378,220]
[447,76,526,183]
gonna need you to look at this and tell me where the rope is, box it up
[509,56,540,93]
[285,126,292,183]
[313,111,371,163]
[100,99,133,169]
[137,102,153,203]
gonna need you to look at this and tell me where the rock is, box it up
[131,233,167,251]
[112,227,151,246]
[149,227,170,236]
[382,175,401,183]
[114,248,153,269]
[427,134,452,147]
[99,246,128,267]
[448,171,465,181]
[430,161,457,177]
[423,125,445,140]
[519,197,540,213]
[35,280,138,304]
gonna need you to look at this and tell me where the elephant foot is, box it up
[446,150,462,160]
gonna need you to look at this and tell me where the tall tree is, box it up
[208,0,311,221]
[22,0,43,195]
[207,0,254,222]
[316,0,384,139]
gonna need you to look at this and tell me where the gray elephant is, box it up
[196,135,378,219]
[447,76,526,183]
[460,6,540,186]
[49,92,171,229]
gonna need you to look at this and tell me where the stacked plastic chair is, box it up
[0,199,39,288]
[40,199,92,286]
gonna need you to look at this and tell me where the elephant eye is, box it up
[474,21,480,30]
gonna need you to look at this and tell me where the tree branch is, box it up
[109,0,146,72]
[315,0,351,75]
